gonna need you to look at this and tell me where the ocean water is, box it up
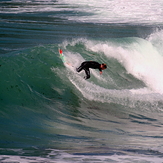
[1,0,163,162]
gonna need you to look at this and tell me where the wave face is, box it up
[1,0,163,162]
[1,34,163,161]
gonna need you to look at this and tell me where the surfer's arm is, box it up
[100,71,102,75]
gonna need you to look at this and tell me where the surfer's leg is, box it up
[76,62,88,72]
[84,68,90,79]
[76,63,84,72]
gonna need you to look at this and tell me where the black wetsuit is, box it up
[76,61,102,79]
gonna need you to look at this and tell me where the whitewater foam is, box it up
[60,0,163,25]
[1,151,163,163]
[1,0,163,25]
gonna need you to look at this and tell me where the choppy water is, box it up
[1,0,163,162]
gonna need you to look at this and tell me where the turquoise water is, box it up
[1,0,163,162]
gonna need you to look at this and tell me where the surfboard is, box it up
[59,48,66,63]
[58,48,74,68]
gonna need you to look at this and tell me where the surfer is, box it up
[76,61,107,79]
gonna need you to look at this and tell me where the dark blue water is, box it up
[1,0,163,162]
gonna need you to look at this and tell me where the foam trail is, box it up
[68,75,163,111]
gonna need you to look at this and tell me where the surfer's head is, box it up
[101,63,107,70]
